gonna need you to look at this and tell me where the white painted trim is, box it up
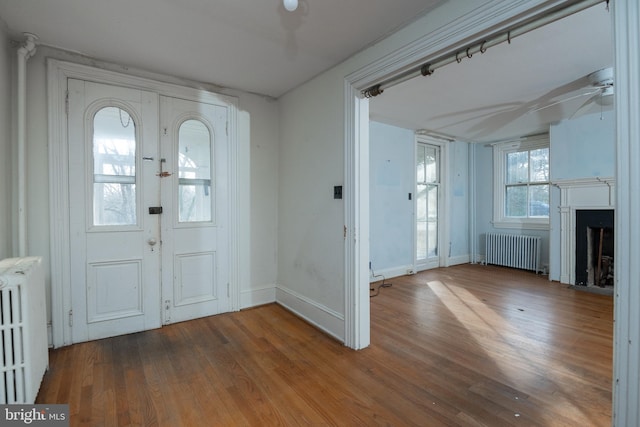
[369,256,470,283]
[342,82,370,350]
[469,143,478,264]
[344,0,572,351]
[492,134,550,230]
[612,1,640,424]
[448,255,471,267]
[240,286,276,309]
[347,1,575,90]
[276,286,345,342]
[47,59,245,348]
[369,265,413,283]
[415,135,450,269]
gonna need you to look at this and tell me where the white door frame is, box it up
[346,0,639,424]
[47,59,245,347]
[344,0,578,350]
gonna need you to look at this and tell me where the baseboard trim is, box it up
[447,255,471,266]
[369,265,413,283]
[370,257,472,280]
[276,286,345,342]
[240,286,276,309]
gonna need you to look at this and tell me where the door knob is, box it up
[147,238,157,246]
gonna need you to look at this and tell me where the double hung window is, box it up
[493,134,550,229]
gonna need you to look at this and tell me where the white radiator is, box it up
[0,257,48,404]
[485,233,541,273]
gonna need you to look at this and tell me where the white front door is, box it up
[68,79,162,342]
[68,80,230,342]
[159,96,229,324]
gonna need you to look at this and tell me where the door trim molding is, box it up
[343,0,575,350]
[47,59,243,347]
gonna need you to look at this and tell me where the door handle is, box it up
[147,238,157,247]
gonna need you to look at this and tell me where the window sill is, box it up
[492,220,550,231]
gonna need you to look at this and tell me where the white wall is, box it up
[277,66,346,338]
[369,122,471,277]
[448,140,470,262]
[473,143,550,268]
[547,110,615,281]
[369,121,414,276]
[0,22,11,260]
[246,94,280,307]
[473,110,615,277]
[277,0,486,340]
[23,46,280,326]
[550,111,615,180]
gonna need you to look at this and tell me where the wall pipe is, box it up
[16,33,38,257]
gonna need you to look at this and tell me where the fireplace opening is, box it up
[575,209,614,289]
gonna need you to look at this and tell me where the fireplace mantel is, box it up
[553,177,615,284]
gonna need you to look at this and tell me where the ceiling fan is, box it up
[531,67,614,117]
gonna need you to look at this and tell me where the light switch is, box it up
[334,185,343,199]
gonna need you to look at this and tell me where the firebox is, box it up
[575,209,614,288]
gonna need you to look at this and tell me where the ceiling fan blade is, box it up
[570,94,598,119]
[528,89,600,114]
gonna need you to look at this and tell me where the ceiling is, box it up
[0,0,443,98]
[370,3,614,143]
[0,1,613,142]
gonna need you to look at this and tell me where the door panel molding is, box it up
[87,259,143,322]
[173,251,217,306]
[47,59,243,347]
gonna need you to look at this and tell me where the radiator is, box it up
[485,233,541,273]
[0,257,48,404]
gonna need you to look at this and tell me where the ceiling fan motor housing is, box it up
[588,67,613,87]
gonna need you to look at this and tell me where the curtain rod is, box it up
[362,0,606,98]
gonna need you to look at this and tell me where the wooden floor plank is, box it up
[36,264,613,426]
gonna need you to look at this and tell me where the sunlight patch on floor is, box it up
[427,279,599,424]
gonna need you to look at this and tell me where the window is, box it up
[92,106,138,226]
[493,134,549,229]
[416,142,439,261]
[178,119,213,223]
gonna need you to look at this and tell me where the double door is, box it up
[68,79,230,342]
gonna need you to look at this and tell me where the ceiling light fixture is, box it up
[283,0,298,12]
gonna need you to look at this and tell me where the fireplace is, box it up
[575,209,614,288]
[555,177,615,287]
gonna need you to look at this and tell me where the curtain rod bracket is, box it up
[362,84,384,98]
[421,63,434,76]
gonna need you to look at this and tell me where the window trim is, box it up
[492,134,550,230]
